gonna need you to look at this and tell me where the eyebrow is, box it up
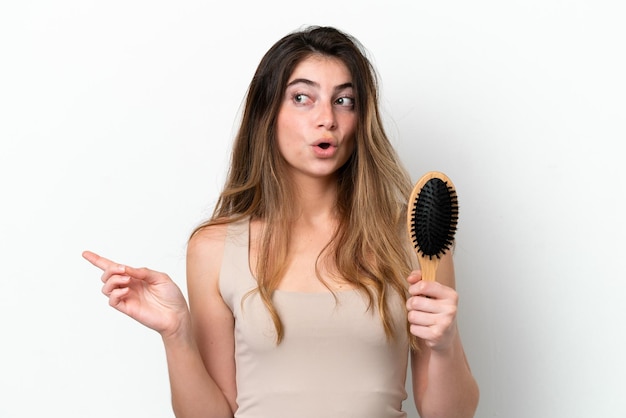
[286,78,353,92]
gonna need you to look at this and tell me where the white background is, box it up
[1,1,625,417]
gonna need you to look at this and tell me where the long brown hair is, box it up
[191,26,416,348]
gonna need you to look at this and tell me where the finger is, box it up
[409,280,457,301]
[102,275,131,297]
[108,287,131,310]
[409,324,444,343]
[406,294,440,314]
[82,250,120,272]
[408,276,433,296]
[407,309,436,327]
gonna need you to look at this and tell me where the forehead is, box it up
[288,54,353,84]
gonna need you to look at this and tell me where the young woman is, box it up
[83,25,479,418]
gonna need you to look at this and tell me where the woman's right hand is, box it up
[82,250,190,339]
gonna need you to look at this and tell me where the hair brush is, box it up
[407,171,459,281]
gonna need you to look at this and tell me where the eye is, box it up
[335,96,355,108]
[293,93,312,105]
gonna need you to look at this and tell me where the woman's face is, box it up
[276,54,357,182]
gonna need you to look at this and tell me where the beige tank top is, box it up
[219,218,410,418]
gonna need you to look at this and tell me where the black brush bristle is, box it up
[409,178,459,259]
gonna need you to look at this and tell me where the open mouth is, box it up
[317,142,331,150]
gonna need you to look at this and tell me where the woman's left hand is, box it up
[406,270,459,352]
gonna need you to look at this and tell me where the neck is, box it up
[291,174,339,223]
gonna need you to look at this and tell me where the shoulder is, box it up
[188,222,230,257]
[186,221,231,293]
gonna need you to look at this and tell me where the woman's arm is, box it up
[175,224,237,416]
[407,250,479,418]
[82,223,236,418]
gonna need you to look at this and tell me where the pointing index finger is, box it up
[82,250,123,273]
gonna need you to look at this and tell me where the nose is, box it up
[316,102,336,130]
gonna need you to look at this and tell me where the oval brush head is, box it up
[407,171,459,281]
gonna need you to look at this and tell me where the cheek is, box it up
[276,114,306,159]
[341,115,357,147]
[341,112,357,134]
[275,109,287,140]
[276,109,305,141]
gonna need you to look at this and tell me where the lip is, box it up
[311,138,338,158]
[312,137,338,147]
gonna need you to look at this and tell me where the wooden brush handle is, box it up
[417,254,440,282]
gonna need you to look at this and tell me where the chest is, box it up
[249,220,350,292]
[233,288,408,362]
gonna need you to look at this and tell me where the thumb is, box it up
[124,265,166,285]
[407,270,422,285]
